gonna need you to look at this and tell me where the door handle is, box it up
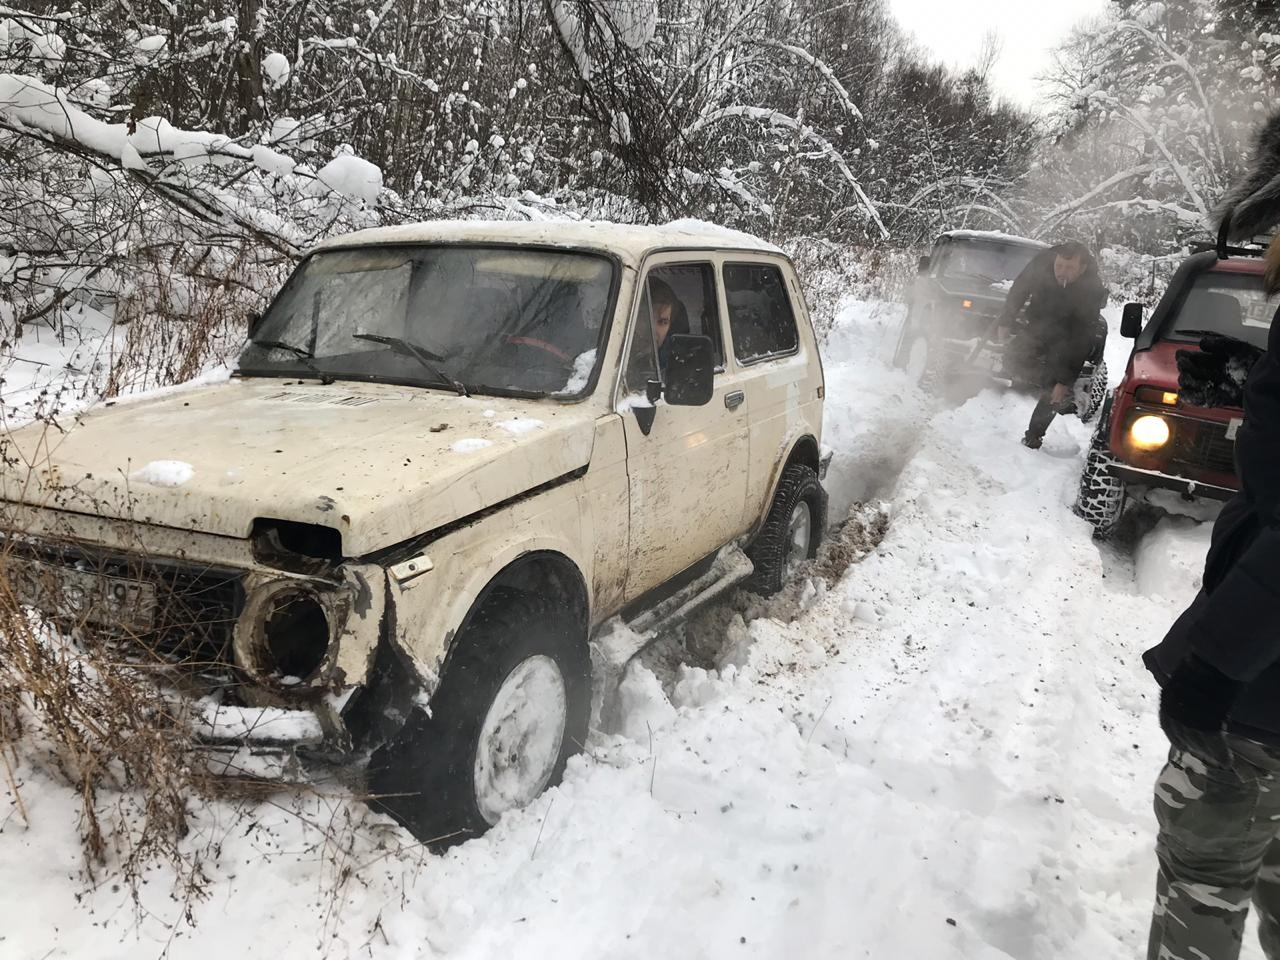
[724,390,745,411]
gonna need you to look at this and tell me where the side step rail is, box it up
[589,546,754,731]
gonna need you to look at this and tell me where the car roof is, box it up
[937,230,1048,249]
[310,219,785,263]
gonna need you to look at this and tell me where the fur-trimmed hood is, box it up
[1217,111,1280,293]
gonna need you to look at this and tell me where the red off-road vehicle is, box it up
[1075,242,1277,537]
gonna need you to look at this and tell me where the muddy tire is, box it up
[367,588,590,848]
[891,311,916,368]
[746,464,826,596]
[903,334,945,393]
[1073,437,1126,540]
[1077,360,1108,424]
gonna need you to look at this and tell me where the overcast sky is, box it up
[887,0,1111,110]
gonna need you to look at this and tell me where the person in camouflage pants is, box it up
[1143,112,1280,960]
[1149,725,1280,959]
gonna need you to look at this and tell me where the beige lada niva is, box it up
[0,220,829,844]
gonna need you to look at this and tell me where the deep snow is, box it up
[0,298,1243,959]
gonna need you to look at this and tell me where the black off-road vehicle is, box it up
[894,230,1109,419]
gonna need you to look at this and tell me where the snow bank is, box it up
[820,298,930,517]
[1134,516,1212,601]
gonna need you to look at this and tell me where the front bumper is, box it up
[1108,463,1237,502]
[1,532,388,781]
[191,698,360,783]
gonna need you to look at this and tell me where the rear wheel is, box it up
[368,588,590,847]
[747,464,826,595]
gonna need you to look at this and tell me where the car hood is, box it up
[1130,341,1182,391]
[1129,341,1242,415]
[0,378,599,555]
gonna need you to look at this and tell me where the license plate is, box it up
[5,556,158,633]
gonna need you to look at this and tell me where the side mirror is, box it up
[1121,302,1143,339]
[660,334,715,406]
[247,310,263,338]
[917,255,932,275]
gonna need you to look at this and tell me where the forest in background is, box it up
[0,0,1277,366]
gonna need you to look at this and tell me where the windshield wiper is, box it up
[252,339,335,385]
[352,333,469,397]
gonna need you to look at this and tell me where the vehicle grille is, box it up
[6,540,244,681]
[1171,418,1237,476]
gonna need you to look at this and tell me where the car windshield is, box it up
[937,241,1040,286]
[1167,272,1278,350]
[238,245,615,398]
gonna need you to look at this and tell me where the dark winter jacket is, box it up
[1000,246,1108,387]
[1144,312,1280,743]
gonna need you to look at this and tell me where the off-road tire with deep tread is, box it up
[1077,360,1108,424]
[1073,414,1126,539]
[746,464,826,596]
[367,588,590,848]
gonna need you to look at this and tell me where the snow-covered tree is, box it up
[1028,0,1280,250]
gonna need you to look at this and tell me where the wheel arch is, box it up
[437,550,591,679]
[750,434,822,538]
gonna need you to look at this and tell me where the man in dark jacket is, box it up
[1143,116,1280,959]
[998,241,1108,449]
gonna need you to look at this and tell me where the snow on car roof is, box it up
[938,229,1047,248]
[311,218,784,262]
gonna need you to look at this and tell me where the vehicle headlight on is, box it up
[1129,414,1171,450]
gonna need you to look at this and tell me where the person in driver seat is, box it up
[648,277,690,371]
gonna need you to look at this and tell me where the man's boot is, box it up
[1023,393,1056,449]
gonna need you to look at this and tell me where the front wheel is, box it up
[367,588,590,847]
[746,464,826,595]
[1073,445,1126,539]
[891,310,916,368]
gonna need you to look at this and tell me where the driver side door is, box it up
[617,256,748,603]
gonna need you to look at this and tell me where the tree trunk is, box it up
[236,0,265,134]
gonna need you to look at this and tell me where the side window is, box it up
[724,262,799,363]
[624,284,660,395]
[625,262,725,394]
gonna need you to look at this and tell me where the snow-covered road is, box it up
[0,300,1235,959]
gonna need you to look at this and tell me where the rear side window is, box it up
[724,263,799,363]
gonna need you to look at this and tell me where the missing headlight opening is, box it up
[259,589,330,683]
